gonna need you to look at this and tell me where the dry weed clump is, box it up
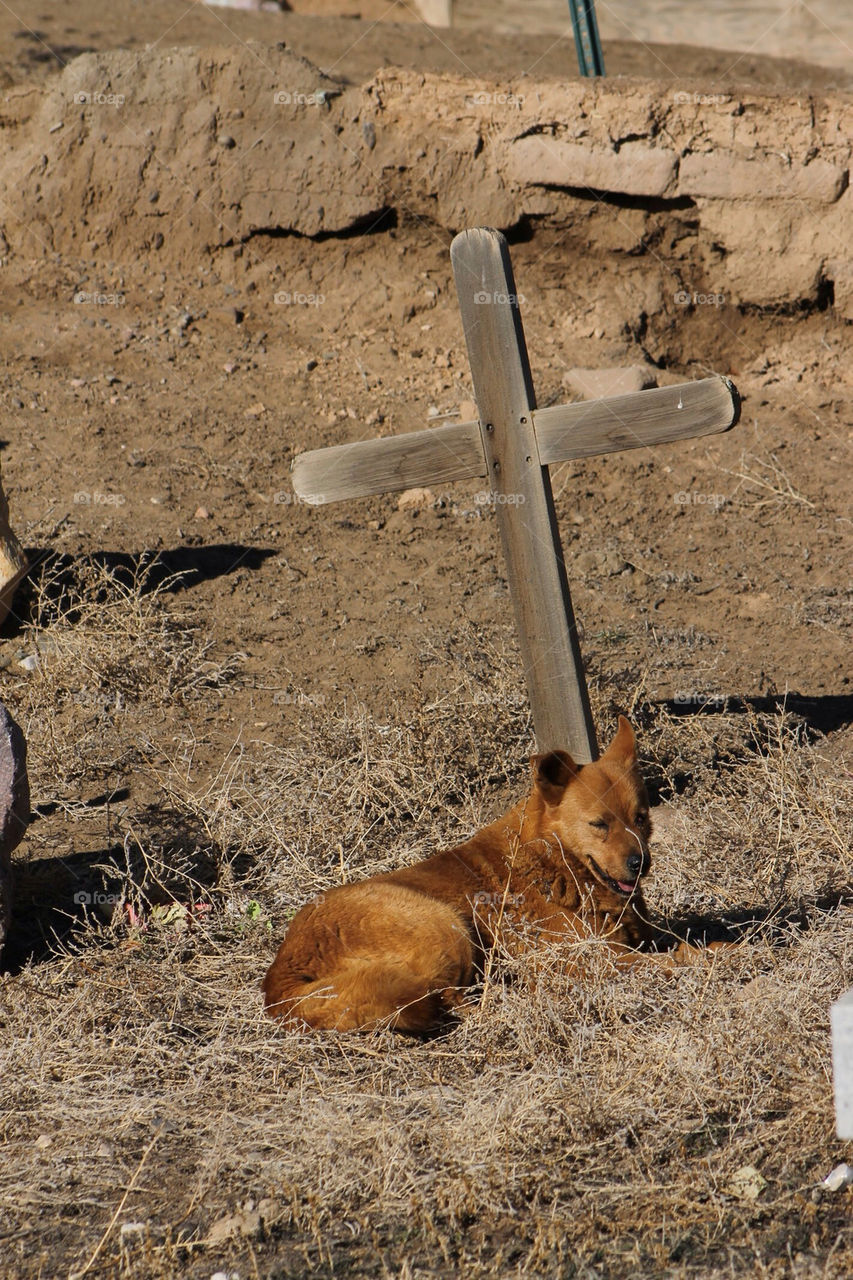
[4,557,240,799]
[1,610,851,1279]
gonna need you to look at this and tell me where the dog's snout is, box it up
[626,852,643,877]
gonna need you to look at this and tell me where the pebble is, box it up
[397,487,434,512]
[217,133,236,149]
[194,506,210,520]
[823,1163,853,1191]
[563,366,657,401]
[576,548,630,577]
[119,1222,146,1239]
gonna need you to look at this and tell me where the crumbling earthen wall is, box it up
[1,45,850,314]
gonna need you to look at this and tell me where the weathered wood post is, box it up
[451,228,598,760]
[292,228,740,762]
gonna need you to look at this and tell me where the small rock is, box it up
[217,133,236,149]
[305,359,318,372]
[35,1134,52,1150]
[725,1164,767,1201]
[223,362,236,374]
[119,1222,146,1240]
[194,506,210,521]
[823,1162,853,1191]
[563,366,658,401]
[362,121,376,150]
[69,378,86,389]
[207,1207,262,1246]
[576,548,629,577]
[244,402,266,418]
[397,487,434,512]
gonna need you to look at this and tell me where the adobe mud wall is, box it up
[1,45,850,316]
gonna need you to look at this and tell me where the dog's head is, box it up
[530,716,651,898]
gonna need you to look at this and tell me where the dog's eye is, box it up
[635,811,648,824]
[589,819,608,831]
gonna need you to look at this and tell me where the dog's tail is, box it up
[263,953,471,1034]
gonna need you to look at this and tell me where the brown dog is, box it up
[263,717,714,1032]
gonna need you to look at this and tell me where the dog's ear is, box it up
[530,749,579,805]
[603,714,637,763]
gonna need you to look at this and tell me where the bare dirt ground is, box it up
[0,3,851,1278]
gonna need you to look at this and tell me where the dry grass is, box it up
[1,568,851,1279]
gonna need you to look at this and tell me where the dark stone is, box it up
[0,702,30,958]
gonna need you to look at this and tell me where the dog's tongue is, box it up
[617,880,636,894]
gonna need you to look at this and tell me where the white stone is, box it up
[831,989,853,1139]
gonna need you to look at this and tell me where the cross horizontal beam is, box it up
[291,375,739,504]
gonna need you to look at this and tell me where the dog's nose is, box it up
[626,852,643,878]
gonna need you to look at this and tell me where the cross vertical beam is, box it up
[451,228,598,762]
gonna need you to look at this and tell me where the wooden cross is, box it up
[292,228,740,763]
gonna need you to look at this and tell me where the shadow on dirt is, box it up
[659,692,853,736]
[2,803,226,975]
[652,885,853,950]
[5,544,278,631]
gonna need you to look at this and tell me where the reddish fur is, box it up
[263,717,719,1032]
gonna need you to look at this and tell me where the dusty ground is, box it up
[0,2,851,1278]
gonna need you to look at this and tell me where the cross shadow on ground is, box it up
[650,885,853,950]
[659,692,853,736]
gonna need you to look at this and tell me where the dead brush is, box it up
[1,555,241,799]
